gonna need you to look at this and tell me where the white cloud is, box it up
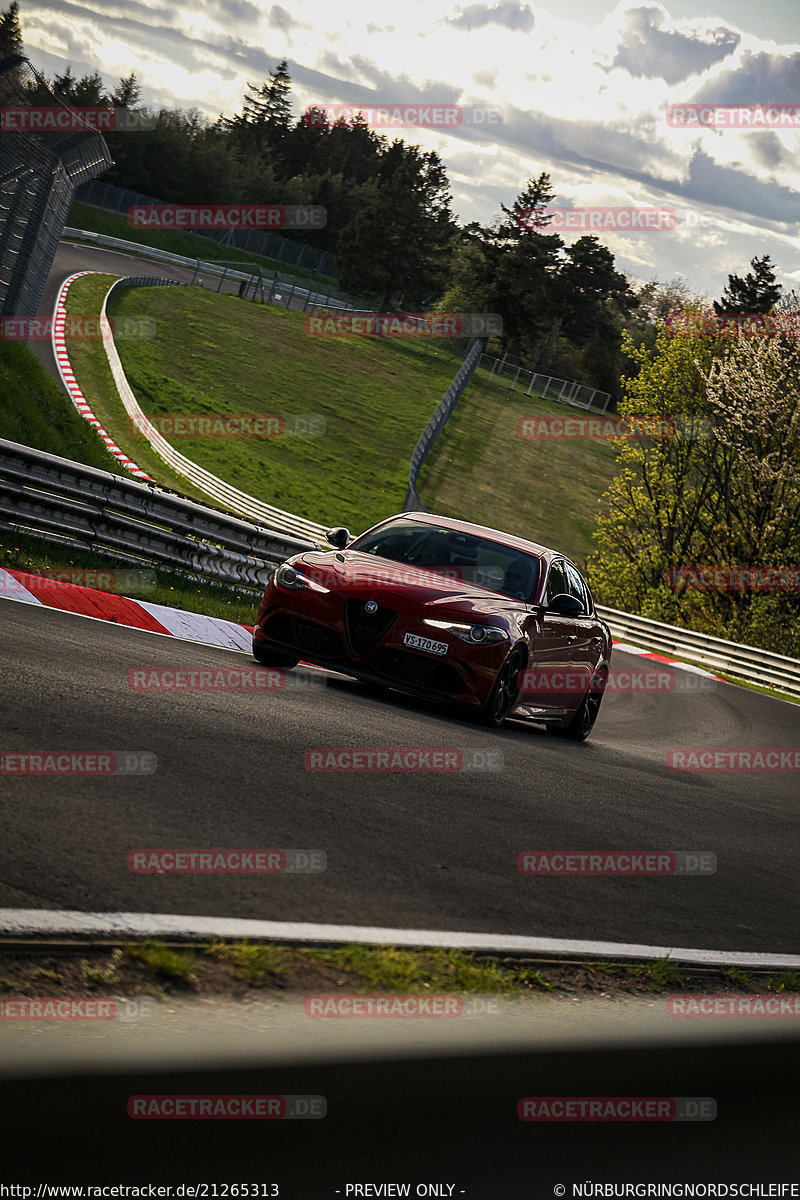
[17,0,800,295]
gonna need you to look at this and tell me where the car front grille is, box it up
[371,648,464,695]
[344,599,396,657]
[261,615,344,659]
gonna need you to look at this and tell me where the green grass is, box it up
[418,365,620,569]
[769,970,800,993]
[30,966,62,983]
[65,274,469,532]
[0,338,119,470]
[206,940,290,987]
[67,201,341,293]
[721,967,755,989]
[124,940,197,983]
[582,957,682,991]
[303,945,546,994]
[81,950,122,987]
[626,956,682,989]
[63,273,242,506]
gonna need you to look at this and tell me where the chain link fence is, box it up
[0,56,112,318]
[480,352,611,412]
[404,339,483,511]
[75,179,337,277]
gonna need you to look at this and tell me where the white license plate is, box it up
[403,632,448,656]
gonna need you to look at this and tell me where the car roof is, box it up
[375,511,566,566]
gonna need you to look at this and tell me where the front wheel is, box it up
[252,638,299,669]
[550,668,606,741]
[479,647,526,728]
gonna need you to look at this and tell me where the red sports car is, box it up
[253,512,613,739]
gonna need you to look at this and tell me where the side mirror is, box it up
[326,526,351,550]
[546,592,584,617]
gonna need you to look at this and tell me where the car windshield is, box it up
[348,518,541,603]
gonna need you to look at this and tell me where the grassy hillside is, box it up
[418,368,620,567]
[62,274,621,560]
[0,338,118,471]
[65,274,471,531]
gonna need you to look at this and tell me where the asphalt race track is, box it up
[2,597,798,952]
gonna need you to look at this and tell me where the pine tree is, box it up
[0,1,25,102]
[112,72,141,108]
[713,255,782,314]
[0,1,23,59]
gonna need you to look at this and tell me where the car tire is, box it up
[479,646,526,728]
[550,667,606,741]
[252,638,300,669]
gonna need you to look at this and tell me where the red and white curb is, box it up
[2,566,730,678]
[52,272,153,481]
[612,641,724,684]
[0,907,797,969]
[0,568,253,653]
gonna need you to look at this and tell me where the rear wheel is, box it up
[550,668,606,741]
[480,647,526,728]
[252,638,299,669]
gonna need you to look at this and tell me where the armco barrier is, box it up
[405,337,483,510]
[62,228,355,311]
[1,438,798,694]
[0,439,319,590]
[598,605,800,698]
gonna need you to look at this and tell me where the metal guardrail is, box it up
[2,440,798,695]
[0,439,319,591]
[598,604,800,697]
[62,228,354,311]
[405,338,483,510]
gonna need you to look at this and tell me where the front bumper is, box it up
[254,585,509,708]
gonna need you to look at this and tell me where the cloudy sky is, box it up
[16,0,800,300]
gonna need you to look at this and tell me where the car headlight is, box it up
[423,619,508,644]
[274,563,330,593]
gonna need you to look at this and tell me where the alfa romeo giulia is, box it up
[252,513,613,739]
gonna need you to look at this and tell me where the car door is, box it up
[517,558,579,714]
[563,560,605,696]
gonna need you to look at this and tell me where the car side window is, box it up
[564,562,590,614]
[545,561,568,605]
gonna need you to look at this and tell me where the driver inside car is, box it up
[415,533,450,567]
[503,557,536,601]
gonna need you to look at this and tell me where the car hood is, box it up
[293,550,531,620]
